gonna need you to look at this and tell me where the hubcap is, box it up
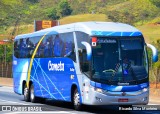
[31,86,34,100]
[24,88,28,98]
[74,91,80,106]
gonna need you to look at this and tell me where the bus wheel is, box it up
[30,84,37,103]
[73,88,82,110]
[24,85,30,102]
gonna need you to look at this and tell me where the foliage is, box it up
[0,0,160,34]
[107,0,159,25]
[69,0,126,14]
[46,0,72,20]
[150,0,160,7]
[28,0,39,3]
[58,0,72,17]
[0,43,13,62]
[137,24,160,43]
[47,8,60,20]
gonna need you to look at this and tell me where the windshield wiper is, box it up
[108,63,120,82]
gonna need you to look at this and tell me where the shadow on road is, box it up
[19,98,160,114]
[36,99,135,114]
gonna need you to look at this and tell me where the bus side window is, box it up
[61,33,76,62]
[26,38,34,58]
[19,39,26,58]
[14,40,19,58]
[53,35,64,57]
[35,41,44,58]
[29,37,40,58]
[63,41,75,61]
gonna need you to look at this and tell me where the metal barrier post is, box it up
[2,63,3,77]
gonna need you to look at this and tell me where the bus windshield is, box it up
[91,37,148,85]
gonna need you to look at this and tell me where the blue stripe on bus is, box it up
[91,31,142,36]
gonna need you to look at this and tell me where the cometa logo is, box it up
[48,61,64,71]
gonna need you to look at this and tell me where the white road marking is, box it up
[148,103,159,105]
[0,99,29,105]
[0,86,14,93]
[4,111,71,114]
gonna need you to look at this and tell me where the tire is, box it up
[30,84,38,103]
[73,88,82,110]
[24,84,30,102]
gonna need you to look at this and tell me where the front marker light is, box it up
[95,88,103,93]
[142,88,148,92]
[90,85,104,93]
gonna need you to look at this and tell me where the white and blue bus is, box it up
[13,22,158,110]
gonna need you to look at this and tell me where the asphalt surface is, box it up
[0,86,160,114]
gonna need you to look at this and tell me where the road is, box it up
[0,86,160,114]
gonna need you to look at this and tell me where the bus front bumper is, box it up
[84,88,149,105]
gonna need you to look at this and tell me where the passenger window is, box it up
[14,40,19,58]
[60,33,76,62]
[53,35,64,57]
[42,35,54,58]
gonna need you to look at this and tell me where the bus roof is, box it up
[15,22,142,40]
[42,21,142,37]
[14,30,58,40]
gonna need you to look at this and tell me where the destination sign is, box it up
[97,39,116,43]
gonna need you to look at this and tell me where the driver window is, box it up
[76,32,90,73]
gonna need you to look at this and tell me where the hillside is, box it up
[59,14,109,24]
[2,13,160,45]
[137,24,160,43]
[2,14,108,39]
[0,0,160,43]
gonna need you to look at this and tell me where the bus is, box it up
[13,22,158,110]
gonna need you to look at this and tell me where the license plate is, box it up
[118,98,128,102]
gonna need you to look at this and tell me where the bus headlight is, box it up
[142,88,148,92]
[90,85,106,94]
[95,88,103,93]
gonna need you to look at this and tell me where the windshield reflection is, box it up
[91,38,148,85]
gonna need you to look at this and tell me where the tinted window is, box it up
[55,33,76,61]
[38,35,55,58]
[14,37,41,58]
[14,33,76,62]
[76,32,90,72]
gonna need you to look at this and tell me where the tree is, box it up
[58,0,72,17]
[47,8,60,20]
[28,0,39,3]
[150,0,160,7]
[107,0,158,25]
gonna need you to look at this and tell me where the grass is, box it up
[59,14,109,25]
[1,14,160,44]
[137,24,160,43]
[0,24,34,40]
[59,14,160,44]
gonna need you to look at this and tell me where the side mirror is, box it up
[81,41,92,60]
[147,43,158,62]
